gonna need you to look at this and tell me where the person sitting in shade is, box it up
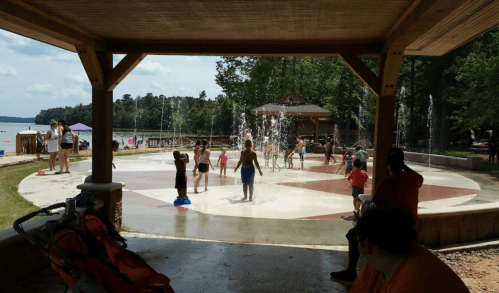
[330,147,423,282]
[350,208,470,293]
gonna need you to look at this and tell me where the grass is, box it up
[0,161,49,231]
[409,148,481,158]
[0,158,84,231]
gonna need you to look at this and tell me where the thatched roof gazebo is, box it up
[250,94,331,141]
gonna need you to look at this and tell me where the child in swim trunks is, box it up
[234,140,263,201]
[174,151,190,199]
[217,147,228,177]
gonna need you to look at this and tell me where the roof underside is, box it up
[251,94,332,117]
[1,0,498,56]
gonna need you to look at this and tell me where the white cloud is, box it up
[65,73,88,85]
[54,88,90,100]
[27,83,54,95]
[0,63,16,76]
[52,53,79,63]
[133,62,169,76]
[0,31,28,46]
[150,81,165,90]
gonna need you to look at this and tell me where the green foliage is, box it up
[446,29,499,130]
[34,106,71,125]
[34,92,235,134]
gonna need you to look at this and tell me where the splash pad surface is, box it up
[113,150,480,220]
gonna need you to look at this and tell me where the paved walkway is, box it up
[0,154,48,168]
[18,150,485,245]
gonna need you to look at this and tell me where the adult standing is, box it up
[36,131,44,160]
[194,140,215,193]
[296,136,305,170]
[354,146,369,172]
[330,147,424,282]
[45,120,59,171]
[57,118,75,174]
[489,135,497,164]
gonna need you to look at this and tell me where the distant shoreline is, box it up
[0,117,35,123]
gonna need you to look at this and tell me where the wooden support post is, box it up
[76,46,145,228]
[315,118,320,142]
[372,47,405,190]
[308,117,319,141]
[91,52,113,183]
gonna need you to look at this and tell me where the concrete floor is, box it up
[11,233,352,293]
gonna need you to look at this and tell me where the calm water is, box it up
[0,123,154,153]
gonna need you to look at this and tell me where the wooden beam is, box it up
[107,41,383,56]
[106,53,147,91]
[0,0,106,51]
[383,0,468,51]
[339,54,380,96]
[379,46,405,97]
[76,45,105,90]
[92,52,113,184]
[372,47,404,190]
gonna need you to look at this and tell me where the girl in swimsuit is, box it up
[193,140,201,175]
[217,147,228,177]
[194,140,215,193]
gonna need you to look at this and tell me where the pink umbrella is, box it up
[128,138,134,144]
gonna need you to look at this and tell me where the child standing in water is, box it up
[234,140,263,201]
[217,147,228,177]
[173,151,190,200]
[193,140,201,176]
[344,150,353,177]
[287,146,294,169]
[264,144,272,167]
[271,143,281,172]
[341,143,347,164]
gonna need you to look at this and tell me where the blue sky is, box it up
[0,29,224,118]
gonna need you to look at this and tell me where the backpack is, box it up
[45,210,175,293]
[61,128,73,144]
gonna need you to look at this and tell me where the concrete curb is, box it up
[435,238,499,253]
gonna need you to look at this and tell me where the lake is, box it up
[0,123,154,153]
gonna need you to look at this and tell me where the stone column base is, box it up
[77,182,123,230]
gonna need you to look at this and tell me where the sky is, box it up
[0,29,224,118]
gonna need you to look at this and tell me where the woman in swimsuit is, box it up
[194,140,215,193]
[193,140,201,175]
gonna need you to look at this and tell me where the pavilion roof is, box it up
[1,1,499,57]
[250,94,331,118]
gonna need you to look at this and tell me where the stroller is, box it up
[14,196,175,293]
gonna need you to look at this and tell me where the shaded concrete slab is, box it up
[10,233,351,293]
[124,233,351,293]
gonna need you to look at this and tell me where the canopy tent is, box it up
[69,123,92,131]
[251,94,331,141]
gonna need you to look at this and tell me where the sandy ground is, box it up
[433,248,499,292]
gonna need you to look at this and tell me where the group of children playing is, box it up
[174,140,262,203]
[263,136,306,171]
[174,137,369,219]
